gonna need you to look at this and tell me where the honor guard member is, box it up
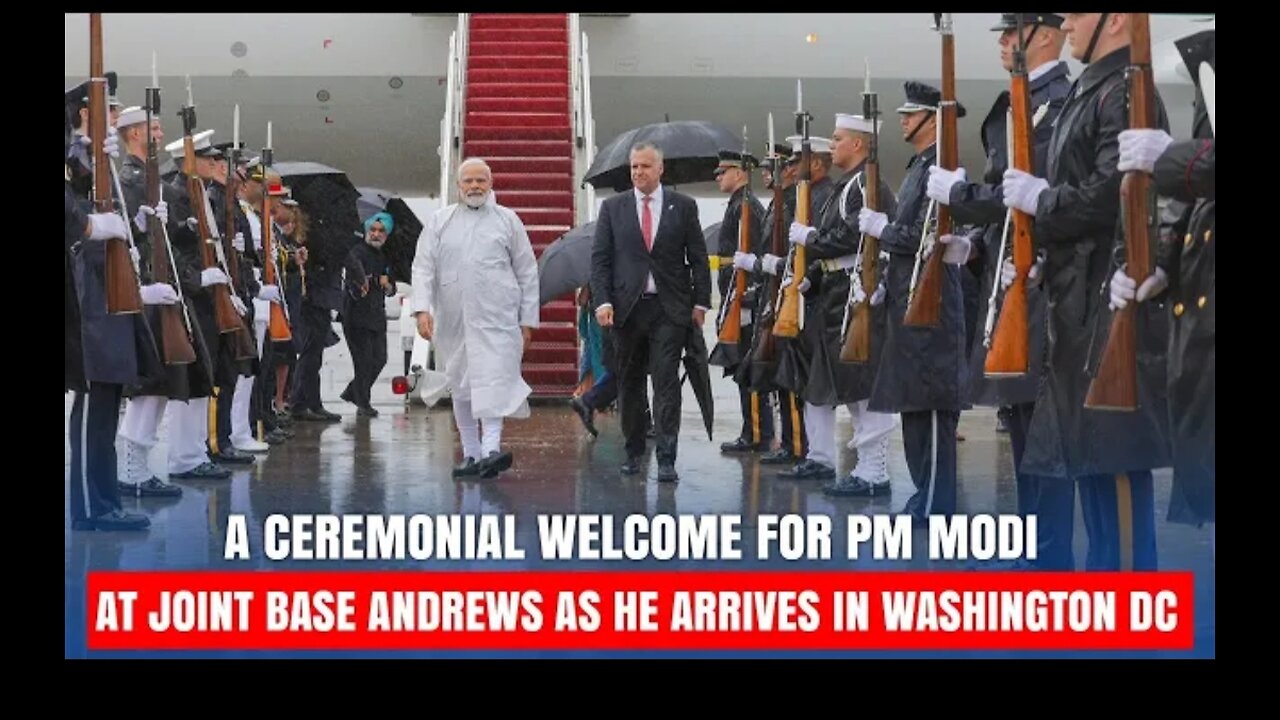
[751,142,809,467]
[713,150,774,453]
[788,113,900,497]
[926,13,1074,565]
[1110,28,1215,537]
[65,72,122,200]
[1001,12,1171,570]
[209,142,272,454]
[858,81,969,524]
[161,129,240,480]
[114,105,208,497]
[65,127,151,531]
[762,135,837,480]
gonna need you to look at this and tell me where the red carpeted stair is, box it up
[464,13,579,399]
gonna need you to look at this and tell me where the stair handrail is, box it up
[570,20,598,223]
[438,13,470,204]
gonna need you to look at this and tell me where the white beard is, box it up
[462,191,488,208]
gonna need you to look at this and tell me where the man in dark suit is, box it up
[591,142,712,482]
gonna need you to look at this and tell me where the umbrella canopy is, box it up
[583,120,742,192]
[537,221,597,305]
[274,161,364,262]
[703,222,722,248]
[355,186,424,284]
[681,325,715,441]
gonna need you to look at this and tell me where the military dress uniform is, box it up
[863,81,969,523]
[1010,42,1172,571]
[930,12,1075,566]
[114,106,211,496]
[1150,29,1215,527]
[710,150,775,452]
[771,136,837,480]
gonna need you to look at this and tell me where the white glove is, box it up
[1117,129,1176,174]
[133,201,168,233]
[230,295,248,317]
[732,251,757,272]
[789,221,816,246]
[1000,257,1045,291]
[1110,267,1169,310]
[798,276,811,293]
[761,253,784,276]
[140,283,179,306]
[851,282,867,306]
[257,284,282,303]
[232,232,246,253]
[926,166,966,206]
[200,267,229,287]
[858,208,889,238]
[937,234,972,265]
[185,217,200,232]
[870,283,886,307]
[86,212,129,241]
[101,125,119,159]
[1001,169,1049,216]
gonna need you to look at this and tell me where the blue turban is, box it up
[365,212,394,235]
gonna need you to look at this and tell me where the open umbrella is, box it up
[537,221,596,305]
[274,161,364,262]
[583,120,742,192]
[681,325,715,441]
[355,186,424,284]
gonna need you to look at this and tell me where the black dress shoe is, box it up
[657,464,679,483]
[719,437,762,453]
[314,407,342,422]
[340,385,355,404]
[778,460,836,480]
[170,462,232,480]
[453,457,480,479]
[822,475,891,497]
[759,448,798,465]
[211,448,255,465]
[569,397,598,437]
[477,450,514,479]
[620,458,642,475]
[291,408,329,422]
[357,405,379,418]
[72,509,150,532]
[119,477,183,498]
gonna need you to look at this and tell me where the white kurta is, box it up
[411,194,540,419]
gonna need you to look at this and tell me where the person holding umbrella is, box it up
[412,158,540,480]
[591,142,712,483]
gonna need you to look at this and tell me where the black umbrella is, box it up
[703,222,722,248]
[681,326,715,441]
[355,186,424,284]
[537,221,596,305]
[274,161,364,261]
[583,120,742,192]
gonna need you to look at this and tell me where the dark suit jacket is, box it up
[590,186,711,328]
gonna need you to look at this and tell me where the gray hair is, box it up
[629,142,664,162]
[456,157,493,182]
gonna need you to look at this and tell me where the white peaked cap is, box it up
[835,113,881,135]
[165,129,215,159]
[786,134,832,154]
[116,106,147,129]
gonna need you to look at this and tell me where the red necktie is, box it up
[642,195,654,252]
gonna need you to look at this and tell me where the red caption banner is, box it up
[87,571,1194,651]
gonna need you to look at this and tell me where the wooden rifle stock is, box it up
[261,189,293,342]
[904,17,957,328]
[985,30,1035,377]
[718,188,751,344]
[841,162,879,363]
[220,147,257,361]
[1086,14,1154,411]
[145,92,197,366]
[90,13,143,315]
[773,123,811,338]
[183,133,242,335]
[751,161,787,366]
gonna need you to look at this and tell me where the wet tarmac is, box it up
[64,322,1215,658]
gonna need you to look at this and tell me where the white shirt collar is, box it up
[1028,60,1059,83]
[634,185,662,205]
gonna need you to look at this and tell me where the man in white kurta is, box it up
[411,158,540,479]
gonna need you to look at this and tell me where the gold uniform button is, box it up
[1203,229,1212,243]
[1198,296,1207,309]
[1173,302,1185,317]
[1184,232,1193,247]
